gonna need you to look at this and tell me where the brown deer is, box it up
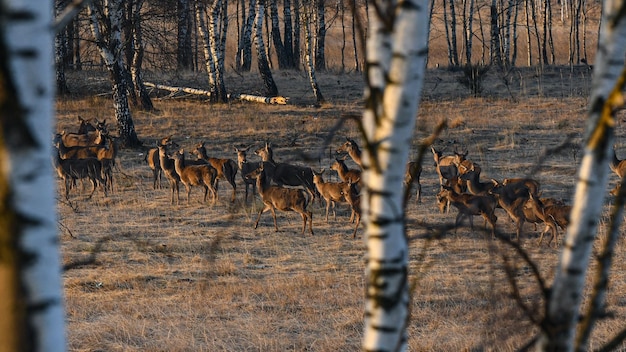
[431,146,468,188]
[96,135,119,193]
[404,161,422,203]
[52,148,106,199]
[489,180,533,241]
[609,146,626,194]
[502,177,540,197]
[254,142,318,200]
[523,193,565,247]
[436,186,498,239]
[77,116,107,135]
[234,145,261,202]
[336,137,363,168]
[158,144,181,205]
[246,163,314,236]
[459,165,495,196]
[191,142,238,202]
[312,169,356,223]
[330,157,362,184]
[146,135,179,190]
[171,149,218,205]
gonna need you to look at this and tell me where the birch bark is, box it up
[362,0,430,350]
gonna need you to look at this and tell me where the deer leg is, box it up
[254,205,269,229]
[307,210,314,236]
[325,199,330,223]
[270,207,279,232]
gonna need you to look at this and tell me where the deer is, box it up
[523,193,566,247]
[312,169,357,223]
[191,142,238,203]
[336,137,363,168]
[345,180,362,239]
[52,147,106,199]
[60,119,108,147]
[489,180,533,241]
[502,177,541,197]
[77,116,107,135]
[146,136,179,190]
[404,161,422,203]
[234,145,261,202]
[245,163,314,236]
[96,135,119,193]
[431,146,468,188]
[330,157,362,185]
[254,142,318,201]
[459,164,495,196]
[609,146,626,194]
[436,185,498,239]
[157,144,181,205]
[171,149,218,205]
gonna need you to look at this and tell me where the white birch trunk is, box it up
[537,0,626,349]
[361,0,430,350]
[0,0,66,350]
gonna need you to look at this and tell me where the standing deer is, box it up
[489,180,532,241]
[436,186,498,239]
[171,149,218,205]
[157,144,181,205]
[146,135,179,189]
[330,157,362,184]
[246,163,314,236]
[404,161,422,203]
[431,146,468,188]
[336,137,363,168]
[192,142,238,202]
[312,169,356,223]
[235,145,261,202]
[52,147,106,199]
[254,142,318,201]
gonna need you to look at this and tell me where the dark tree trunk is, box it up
[314,0,326,71]
[130,0,154,111]
[237,0,256,72]
[177,0,193,71]
[293,0,301,68]
[255,0,278,96]
[270,0,289,69]
[283,0,296,68]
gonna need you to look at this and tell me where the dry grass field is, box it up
[55,66,626,351]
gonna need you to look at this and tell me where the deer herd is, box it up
[54,116,626,248]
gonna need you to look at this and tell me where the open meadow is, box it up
[55,66,626,351]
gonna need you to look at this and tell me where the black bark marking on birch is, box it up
[399,0,422,11]
[371,324,399,333]
[368,267,408,310]
[7,10,36,21]
[27,298,60,314]
[566,267,584,276]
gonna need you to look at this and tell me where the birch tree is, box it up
[361,0,430,350]
[0,0,66,350]
[536,0,626,348]
[88,0,141,147]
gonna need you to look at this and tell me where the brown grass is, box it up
[57,67,626,351]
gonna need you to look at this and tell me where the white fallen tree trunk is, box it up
[144,82,288,105]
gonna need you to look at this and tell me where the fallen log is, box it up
[144,82,288,105]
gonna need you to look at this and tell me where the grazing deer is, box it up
[254,142,318,200]
[336,137,363,168]
[489,180,532,241]
[192,142,238,203]
[235,145,261,202]
[171,149,218,205]
[330,157,362,184]
[246,163,314,236]
[436,186,498,239]
[146,135,179,190]
[52,148,106,199]
[431,146,468,188]
[404,161,422,203]
[158,144,181,205]
[312,169,356,223]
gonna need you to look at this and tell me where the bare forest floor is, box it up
[56,66,626,351]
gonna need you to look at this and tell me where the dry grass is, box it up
[56,67,626,351]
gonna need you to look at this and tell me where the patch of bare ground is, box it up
[57,67,626,351]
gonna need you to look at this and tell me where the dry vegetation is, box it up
[56,66,626,351]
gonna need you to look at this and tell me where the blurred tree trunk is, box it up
[177,0,194,71]
[255,0,279,96]
[0,0,66,350]
[236,0,255,72]
[88,0,141,147]
[361,0,429,349]
[55,0,70,96]
[269,0,289,69]
[129,0,154,111]
[536,0,626,348]
[283,0,296,68]
[314,0,326,71]
[300,0,324,103]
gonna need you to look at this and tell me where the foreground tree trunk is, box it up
[361,0,430,350]
[88,0,141,147]
[0,0,66,350]
[536,0,626,349]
